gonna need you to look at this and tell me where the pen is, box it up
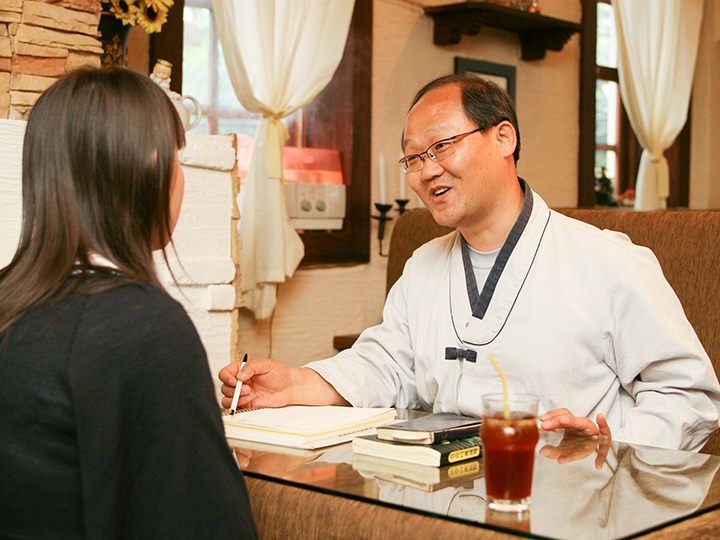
[229,353,248,415]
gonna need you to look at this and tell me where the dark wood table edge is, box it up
[624,502,720,539]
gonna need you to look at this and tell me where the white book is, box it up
[223,406,397,449]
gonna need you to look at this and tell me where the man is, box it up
[220,74,720,450]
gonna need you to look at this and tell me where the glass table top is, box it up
[230,425,720,539]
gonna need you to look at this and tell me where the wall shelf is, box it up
[424,2,582,61]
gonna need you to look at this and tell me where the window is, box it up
[151,0,371,264]
[579,0,689,207]
[183,0,253,136]
[182,0,301,140]
[594,2,620,199]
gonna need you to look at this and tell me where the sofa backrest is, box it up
[387,207,720,454]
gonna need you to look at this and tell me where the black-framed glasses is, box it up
[399,128,482,173]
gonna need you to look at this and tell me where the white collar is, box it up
[86,252,119,270]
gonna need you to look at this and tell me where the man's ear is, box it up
[494,121,517,159]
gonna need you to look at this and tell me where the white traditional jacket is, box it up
[307,183,720,450]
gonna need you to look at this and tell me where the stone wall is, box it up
[0,0,102,120]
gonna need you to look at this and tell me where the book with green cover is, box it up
[352,434,482,467]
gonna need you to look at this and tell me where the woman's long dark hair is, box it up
[0,66,185,336]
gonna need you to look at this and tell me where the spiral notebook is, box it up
[223,406,397,449]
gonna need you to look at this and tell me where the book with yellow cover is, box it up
[352,434,482,467]
[223,406,396,449]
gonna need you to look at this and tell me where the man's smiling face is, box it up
[402,83,512,236]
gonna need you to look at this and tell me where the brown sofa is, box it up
[386,207,720,455]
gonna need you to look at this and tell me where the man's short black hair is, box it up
[408,73,521,163]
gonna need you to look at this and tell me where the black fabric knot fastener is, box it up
[445,347,477,362]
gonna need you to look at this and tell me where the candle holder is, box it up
[395,198,410,215]
[372,202,393,257]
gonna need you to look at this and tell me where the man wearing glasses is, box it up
[220,74,720,451]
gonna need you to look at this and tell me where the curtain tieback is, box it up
[264,114,290,179]
[643,149,670,199]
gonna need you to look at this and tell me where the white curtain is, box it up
[613,0,703,210]
[213,0,354,318]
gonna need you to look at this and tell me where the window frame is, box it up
[595,66,622,195]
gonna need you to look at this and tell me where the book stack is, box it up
[351,413,483,490]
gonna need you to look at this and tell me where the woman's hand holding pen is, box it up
[219,357,293,410]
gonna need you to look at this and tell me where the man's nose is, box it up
[419,156,443,181]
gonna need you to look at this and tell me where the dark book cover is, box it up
[376,413,481,445]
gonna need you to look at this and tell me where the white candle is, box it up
[378,152,387,203]
[399,151,407,199]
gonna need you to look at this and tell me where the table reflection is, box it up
[370,435,720,539]
[233,433,720,539]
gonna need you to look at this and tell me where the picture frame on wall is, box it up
[454,57,517,104]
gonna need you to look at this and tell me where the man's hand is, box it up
[219,357,292,410]
[539,410,611,469]
[540,409,612,439]
[218,358,349,410]
[540,434,611,469]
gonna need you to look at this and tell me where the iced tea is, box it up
[481,394,539,512]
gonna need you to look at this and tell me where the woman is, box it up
[0,67,256,539]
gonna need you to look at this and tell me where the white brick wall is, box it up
[0,119,24,268]
[158,134,237,393]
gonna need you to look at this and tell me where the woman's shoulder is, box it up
[69,281,206,381]
[88,283,183,313]
[87,281,186,320]
[79,281,200,349]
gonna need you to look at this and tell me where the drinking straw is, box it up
[487,354,511,420]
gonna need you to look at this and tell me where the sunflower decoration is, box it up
[137,0,172,33]
[106,0,174,33]
[108,0,138,25]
